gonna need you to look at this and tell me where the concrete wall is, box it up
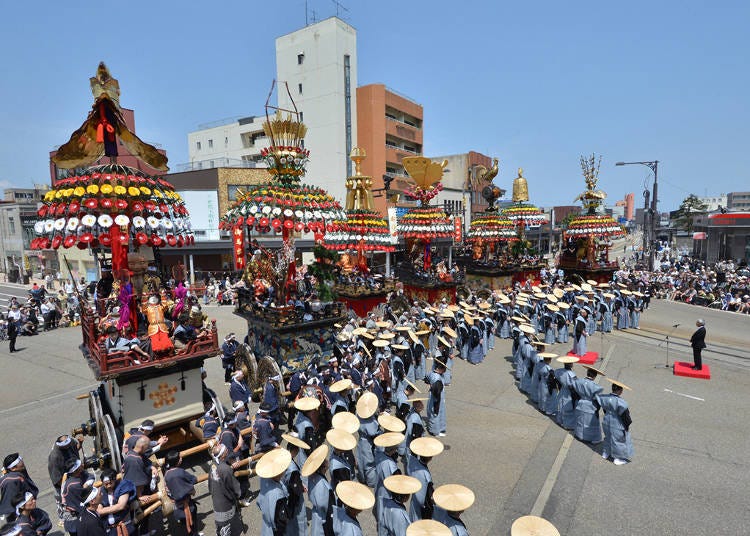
[276,17,358,208]
[187,116,269,165]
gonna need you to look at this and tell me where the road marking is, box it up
[0,384,96,415]
[530,343,616,517]
[664,388,704,401]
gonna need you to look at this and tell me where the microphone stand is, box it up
[659,324,681,369]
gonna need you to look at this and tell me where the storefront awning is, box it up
[692,232,707,240]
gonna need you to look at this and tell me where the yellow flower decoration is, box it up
[114,185,127,195]
[86,184,99,195]
[100,184,114,195]
[45,191,56,201]
[128,187,140,197]
[139,186,151,195]
[74,186,86,197]
[55,190,64,199]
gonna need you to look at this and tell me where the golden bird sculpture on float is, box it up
[469,157,499,192]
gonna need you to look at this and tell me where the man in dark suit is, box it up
[690,319,706,370]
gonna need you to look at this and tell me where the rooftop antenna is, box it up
[331,0,349,18]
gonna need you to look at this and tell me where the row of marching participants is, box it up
[510,317,635,467]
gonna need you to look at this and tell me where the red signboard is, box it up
[232,225,245,270]
[453,217,463,244]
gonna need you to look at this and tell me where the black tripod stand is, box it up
[657,324,681,369]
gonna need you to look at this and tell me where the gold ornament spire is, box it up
[512,167,529,203]
[345,147,375,211]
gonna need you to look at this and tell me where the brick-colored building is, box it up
[356,84,423,215]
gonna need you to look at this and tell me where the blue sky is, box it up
[1,0,748,211]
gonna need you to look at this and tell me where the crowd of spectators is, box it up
[615,252,750,314]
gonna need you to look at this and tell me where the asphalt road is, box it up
[1,299,748,535]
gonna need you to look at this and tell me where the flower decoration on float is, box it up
[466,213,517,243]
[31,164,193,250]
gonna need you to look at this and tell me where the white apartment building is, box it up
[275,17,358,206]
[698,194,727,212]
[187,115,269,170]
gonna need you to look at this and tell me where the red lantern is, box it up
[151,235,163,246]
[284,219,294,229]
[167,235,177,246]
[271,219,282,228]
[101,198,114,209]
[259,217,270,227]
[52,235,63,249]
[99,234,112,247]
[55,204,66,216]
[115,199,128,210]
[136,232,149,245]
[69,201,80,213]
[246,216,256,226]
[80,232,94,244]
[295,222,304,232]
[84,199,98,209]
[177,236,184,247]
[236,216,244,226]
[132,201,144,212]
[37,206,47,217]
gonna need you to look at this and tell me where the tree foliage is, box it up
[673,194,708,232]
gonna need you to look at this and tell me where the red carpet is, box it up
[673,361,711,380]
[566,351,599,365]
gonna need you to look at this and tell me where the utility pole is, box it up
[616,160,659,270]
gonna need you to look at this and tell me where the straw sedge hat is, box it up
[384,474,422,495]
[406,519,452,536]
[556,356,579,364]
[374,432,405,448]
[433,483,475,511]
[373,339,390,348]
[336,481,375,511]
[519,324,536,335]
[378,413,406,433]
[442,326,457,338]
[356,392,379,419]
[329,378,353,393]
[255,448,292,479]
[326,429,357,451]
[294,397,321,411]
[409,437,444,457]
[332,412,360,434]
[405,378,422,393]
[511,515,560,536]
[607,378,632,390]
[281,432,310,451]
[582,364,606,376]
[301,444,329,477]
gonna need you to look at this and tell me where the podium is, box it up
[566,351,599,365]
[673,361,711,380]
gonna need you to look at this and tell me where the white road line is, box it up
[663,388,705,401]
[530,344,617,516]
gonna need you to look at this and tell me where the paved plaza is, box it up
[1,297,748,535]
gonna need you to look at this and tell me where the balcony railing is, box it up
[173,158,267,172]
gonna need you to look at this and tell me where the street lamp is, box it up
[616,160,659,271]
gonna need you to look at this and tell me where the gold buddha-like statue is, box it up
[512,168,529,203]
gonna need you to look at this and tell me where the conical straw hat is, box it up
[406,519,452,536]
[255,448,292,479]
[356,392,378,419]
[384,474,422,495]
[332,412,360,434]
[511,515,560,536]
[409,437,444,457]
[281,432,310,451]
[378,413,406,433]
[294,397,321,411]
[300,444,329,477]
[326,429,357,451]
[336,481,375,510]
[373,432,405,448]
[432,484,475,511]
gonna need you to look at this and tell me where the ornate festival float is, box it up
[220,84,348,380]
[323,147,396,316]
[31,64,220,489]
[557,154,624,282]
[395,157,458,303]
[457,166,549,289]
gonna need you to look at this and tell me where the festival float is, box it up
[395,157,458,303]
[220,84,348,377]
[31,63,220,494]
[322,147,396,315]
[557,154,624,282]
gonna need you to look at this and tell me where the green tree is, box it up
[673,194,708,232]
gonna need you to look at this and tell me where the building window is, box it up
[297,53,304,65]
[299,112,303,122]
[208,139,213,149]
[225,137,229,147]
[298,83,303,95]
[300,139,305,149]
[196,141,201,150]
[8,217,15,235]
